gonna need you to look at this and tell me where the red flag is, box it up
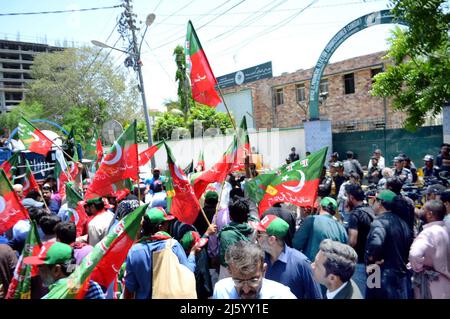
[234,116,251,171]
[245,148,328,215]
[44,204,148,299]
[22,161,39,197]
[186,20,221,107]
[85,121,138,199]
[0,168,29,234]
[164,142,201,225]
[138,141,163,167]
[192,136,238,199]
[18,117,53,156]
[0,152,20,181]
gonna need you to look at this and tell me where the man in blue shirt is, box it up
[256,215,322,299]
[213,241,296,299]
[293,197,348,262]
[144,168,165,196]
[124,207,198,299]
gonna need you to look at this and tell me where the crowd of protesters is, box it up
[0,143,449,299]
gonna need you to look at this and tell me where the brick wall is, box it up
[222,51,408,131]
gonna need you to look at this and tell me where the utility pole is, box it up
[123,0,156,168]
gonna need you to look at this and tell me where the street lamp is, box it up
[91,12,156,168]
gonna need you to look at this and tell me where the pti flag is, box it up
[85,121,138,199]
[138,141,163,167]
[0,168,29,234]
[245,147,328,215]
[164,142,201,225]
[6,221,42,299]
[186,20,221,107]
[44,204,149,299]
[18,117,53,156]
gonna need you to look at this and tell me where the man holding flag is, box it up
[23,242,105,299]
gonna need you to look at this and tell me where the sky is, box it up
[0,0,401,112]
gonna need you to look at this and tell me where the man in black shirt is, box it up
[365,190,413,299]
[345,184,375,298]
[288,147,300,163]
[332,161,348,199]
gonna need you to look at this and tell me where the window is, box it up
[275,88,284,106]
[319,79,328,95]
[296,84,306,102]
[344,73,355,94]
[371,67,382,83]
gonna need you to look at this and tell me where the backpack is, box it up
[152,239,197,299]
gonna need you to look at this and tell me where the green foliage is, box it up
[0,101,45,133]
[152,112,185,141]
[153,104,234,141]
[371,0,450,130]
[173,45,194,122]
[24,46,140,139]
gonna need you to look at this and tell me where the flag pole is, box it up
[216,86,237,131]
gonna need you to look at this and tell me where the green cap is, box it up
[256,215,289,238]
[376,190,396,203]
[205,191,218,201]
[180,231,208,251]
[23,242,72,266]
[145,207,175,224]
[320,197,338,211]
[86,197,103,205]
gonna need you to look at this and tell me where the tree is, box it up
[152,112,185,141]
[173,45,194,122]
[0,101,44,134]
[25,46,140,137]
[370,0,450,130]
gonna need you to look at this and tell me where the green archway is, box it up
[308,9,406,120]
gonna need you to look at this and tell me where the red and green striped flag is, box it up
[138,141,163,167]
[44,203,149,299]
[6,221,42,299]
[186,20,221,107]
[197,150,205,171]
[54,150,79,198]
[85,128,103,167]
[85,121,138,200]
[21,160,39,197]
[0,168,29,234]
[65,182,88,237]
[0,152,20,181]
[245,147,328,216]
[164,142,201,225]
[192,136,238,199]
[18,117,53,156]
[234,116,251,171]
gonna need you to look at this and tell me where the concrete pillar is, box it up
[304,120,332,164]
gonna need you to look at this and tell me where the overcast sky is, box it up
[0,0,401,111]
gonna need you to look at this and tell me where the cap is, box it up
[23,242,72,266]
[393,156,405,162]
[42,183,52,190]
[370,156,378,160]
[82,178,91,186]
[331,152,339,158]
[22,198,44,209]
[423,155,434,162]
[145,206,174,224]
[205,191,218,201]
[376,190,396,203]
[180,231,208,251]
[320,197,338,211]
[86,197,103,205]
[256,215,289,238]
[426,184,446,195]
[346,151,354,156]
